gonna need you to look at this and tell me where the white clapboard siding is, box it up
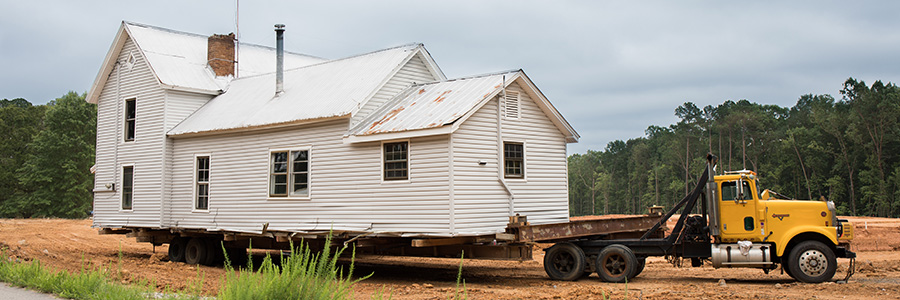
[451,99,512,234]
[162,90,214,227]
[451,83,570,234]
[499,83,570,224]
[92,36,166,227]
[168,119,453,235]
[351,53,436,127]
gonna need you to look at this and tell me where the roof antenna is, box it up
[234,0,240,78]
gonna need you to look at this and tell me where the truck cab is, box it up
[711,169,855,282]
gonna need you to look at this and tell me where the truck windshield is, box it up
[721,181,753,201]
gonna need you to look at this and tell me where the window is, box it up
[195,156,209,210]
[383,142,408,180]
[721,181,753,201]
[124,98,136,141]
[502,91,520,119]
[270,150,309,197]
[504,142,524,178]
[122,166,133,210]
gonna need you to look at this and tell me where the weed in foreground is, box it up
[217,234,371,300]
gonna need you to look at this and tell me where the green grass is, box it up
[0,250,157,300]
[217,235,370,300]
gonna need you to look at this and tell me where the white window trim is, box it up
[267,146,312,200]
[120,163,135,212]
[122,97,136,144]
[192,154,211,212]
[503,140,527,181]
[381,139,411,183]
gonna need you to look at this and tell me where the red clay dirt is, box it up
[1,217,898,299]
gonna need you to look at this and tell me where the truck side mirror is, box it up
[735,178,744,202]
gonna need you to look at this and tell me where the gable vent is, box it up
[502,91,520,119]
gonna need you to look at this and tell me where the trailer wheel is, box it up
[203,239,222,266]
[167,237,188,262]
[631,257,646,279]
[786,241,836,283]
[596,244,637,283]
[184,238,209,265]
[543,243,587,281]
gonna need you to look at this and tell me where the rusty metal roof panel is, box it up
[168,44,420,135]
[348,71,518,137]
[124,22,326,93]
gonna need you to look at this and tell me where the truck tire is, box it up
[786,241,837,283]
[543,243,587,281]
[167,237,188,262]
[596,244,637,283]
[185,238,209,265]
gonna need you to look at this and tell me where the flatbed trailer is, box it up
[101,154,854,283]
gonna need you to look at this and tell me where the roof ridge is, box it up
[121,20,323,60]
[408,69,521,88]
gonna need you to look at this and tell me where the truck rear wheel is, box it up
[167,237,188,262]
[184,238,209,265]
[596,244,637,283]
[543,243,587,281]
[786,241,837,283]
[631,257,646,279]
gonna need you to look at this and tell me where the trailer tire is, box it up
[167,237,188,262]
[631,257,646,279]
[185,238,209,265]
[543,243,587,281]
[596,244,637,283]
[785,241,836,283]
[203,239,222,266]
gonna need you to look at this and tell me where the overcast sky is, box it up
[2,1,899,154]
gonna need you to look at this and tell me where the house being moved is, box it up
[88,22,579,261]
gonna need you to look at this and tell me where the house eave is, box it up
[342,126,454,144]
[169,114,351,138]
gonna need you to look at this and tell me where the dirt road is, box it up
[1,217,898,299]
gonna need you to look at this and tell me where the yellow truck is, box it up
[539,154,855,283]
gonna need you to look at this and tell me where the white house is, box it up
[88,21,579,239]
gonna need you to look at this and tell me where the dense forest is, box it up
[0,92,96,218]
[568,78,900,218]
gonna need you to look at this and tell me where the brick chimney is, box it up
[207,33,236,77]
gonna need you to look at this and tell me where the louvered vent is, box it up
[503,91,520,119]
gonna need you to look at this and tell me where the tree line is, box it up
[0,92,96,218]
[568,78,900,218]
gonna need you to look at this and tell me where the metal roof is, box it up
[124,21,326,93]
[347,71,517,137]
[168,44,422,136]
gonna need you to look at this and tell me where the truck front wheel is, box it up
[596,244,637,283]
[786,241,837,283]
[543,243,587,281]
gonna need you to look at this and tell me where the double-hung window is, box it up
[195,156,210,210]
[383,142,408,181]
[122,166,133,210]
[124,98,136,141]
[270,149,309,197]
[504,142,524,178]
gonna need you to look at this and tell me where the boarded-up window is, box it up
[196,156,209,210]
[502,91,520,119]
[504,142,524,178]
[384,142,408,180]
[122,166,133,209]
[124,98,136,141]
[270,149,310,197]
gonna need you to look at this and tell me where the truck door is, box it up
[718,180,762,241]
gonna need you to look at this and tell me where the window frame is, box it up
[124,98,136,142]
[121,164,134,211]
[503,141,526,179]
[267,146,312,200]
[382,140,410,182]
[193,154,211,211]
